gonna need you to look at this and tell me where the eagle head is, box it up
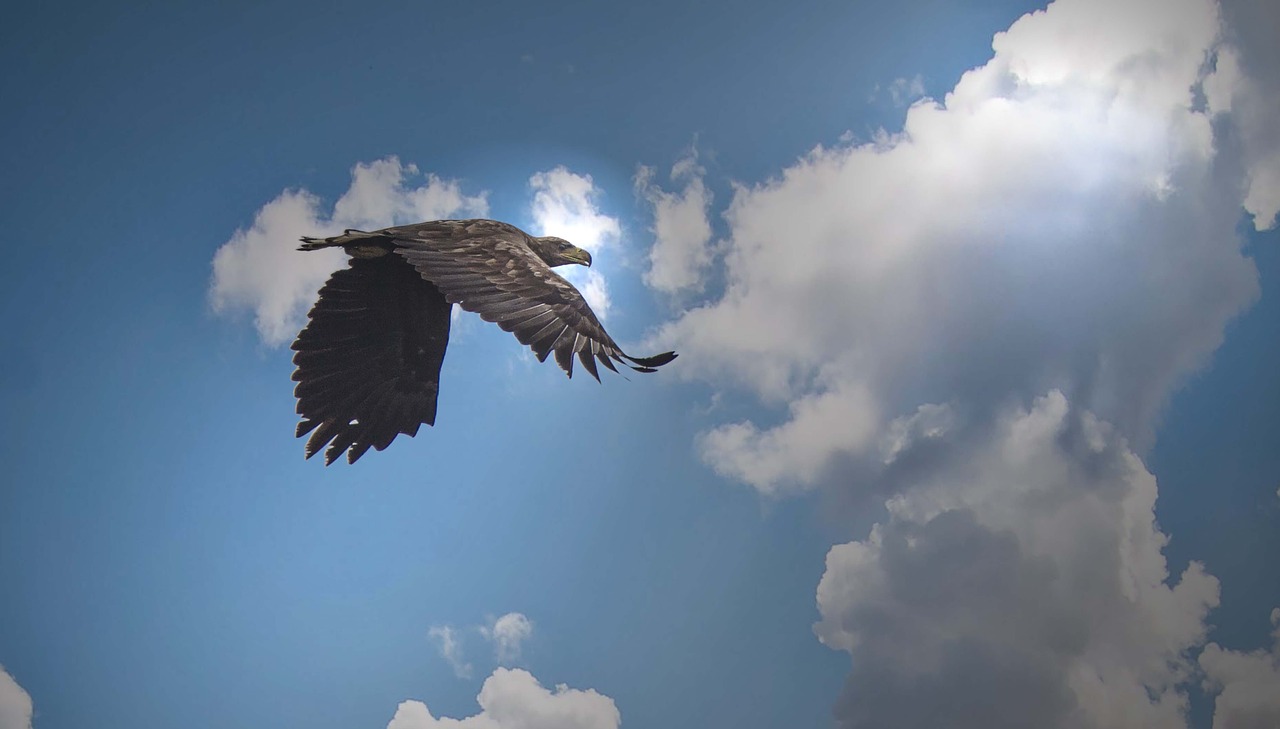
[532,236,592,268]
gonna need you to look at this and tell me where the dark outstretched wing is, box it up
[385,220,676,381]
[291,254,452,465]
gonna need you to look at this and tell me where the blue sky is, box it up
[2,1,1278,728]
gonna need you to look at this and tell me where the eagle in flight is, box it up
[291,219,677,465]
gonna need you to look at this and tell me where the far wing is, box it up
[291,255,452,465]
[387,221,676,380]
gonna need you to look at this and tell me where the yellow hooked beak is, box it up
[565,246,592,267]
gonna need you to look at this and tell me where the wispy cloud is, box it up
[427,625,472,679]
[209,157,488,345]
[429,612,535,678]
[888,74,925,106]
[387,668,619,729]
[870,74,927,107]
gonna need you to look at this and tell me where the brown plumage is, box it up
[291,219,677,465]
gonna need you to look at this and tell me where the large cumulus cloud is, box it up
[648,0,1267,495]
[815,392,1219,728]
[637,0,1278,726]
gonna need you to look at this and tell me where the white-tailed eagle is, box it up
[291,219,677,465]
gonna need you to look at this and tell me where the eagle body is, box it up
[291,219,676,465]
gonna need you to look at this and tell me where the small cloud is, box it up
[210,157,488,346]
[888,74,926,106]
[868,75,926,107]
[528,167,620,252]
[386,667,620,729]
[429,612,534,676]
[635,146,715,296]
[528,167,621,318]
[428,625,472,679]
[209,189,343,346]
[0,664,34,729]
[520,53,535,64]
[480,612,534,665]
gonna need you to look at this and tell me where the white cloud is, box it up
[429,625,473,679]
[528,167,621,318]
[1204,0,1280,231]
[0,666,33,729]
[386,668,620,729]
[889,75,926,106]
[480,613,533,665]
[870,75,927,107]
[878,402,956,465]
[431,612,534,676]
[648,0,1263,494]
[697,379,879,496]
[1200,608,1280,729]
[815,391,1220,729]
[208,189,345,347]
[635,149,715,295]
[634,0,1278,725]
[209,156,488,345]
[576,274,612,321]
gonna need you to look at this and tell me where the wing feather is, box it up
[291,255,451,465]
[387,220,675,377]
[577,349,600,381]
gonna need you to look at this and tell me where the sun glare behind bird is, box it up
[290,218,677,465]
